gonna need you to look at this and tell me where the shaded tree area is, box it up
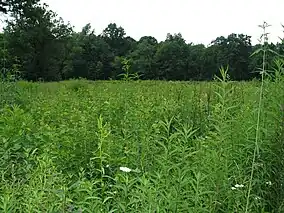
[0,0,8,14]
[0,1,283,81]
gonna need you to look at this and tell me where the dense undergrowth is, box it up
[0,66,284,212]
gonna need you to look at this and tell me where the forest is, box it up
[0,0,283,82]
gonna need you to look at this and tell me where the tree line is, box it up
[0,0,284,81]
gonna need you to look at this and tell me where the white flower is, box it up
[119,167,132,173]
[266,181,272,186]
[232,184,244,190]
[235,184,244,188]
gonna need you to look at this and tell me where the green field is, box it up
[1,78,284,212]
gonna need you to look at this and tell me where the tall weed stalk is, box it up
[245,21,271,212]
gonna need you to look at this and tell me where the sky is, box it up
[42,0,283,45]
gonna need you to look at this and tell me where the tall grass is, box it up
[245,21,270,213]
[0,29,284,213]
[0,75,283,212]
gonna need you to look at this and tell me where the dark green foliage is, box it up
[0,1,284,82]
[154,33,189,80]
[0,0,8,13]
[129,37,158,79]
[68,24,114,80]
[102,23,133,57]
[211,34,253,80]
[4,1,72,81]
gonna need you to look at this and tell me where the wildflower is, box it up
[119,167,132,173]
[231,183,244,190]
[235,184,244,188]
[266,181,272,186]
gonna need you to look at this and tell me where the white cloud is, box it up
[43,0,284,45]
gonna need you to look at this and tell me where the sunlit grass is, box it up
[0,73,284,212]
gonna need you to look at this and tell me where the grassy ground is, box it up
[0,77,284,212]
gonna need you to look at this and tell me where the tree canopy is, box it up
[1,0,283,81]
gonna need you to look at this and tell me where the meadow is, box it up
[0,71,284,212]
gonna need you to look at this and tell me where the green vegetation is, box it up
[1,63,284,212]
[1,0,284,212]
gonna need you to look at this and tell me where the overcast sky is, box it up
[43,0,283,45]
